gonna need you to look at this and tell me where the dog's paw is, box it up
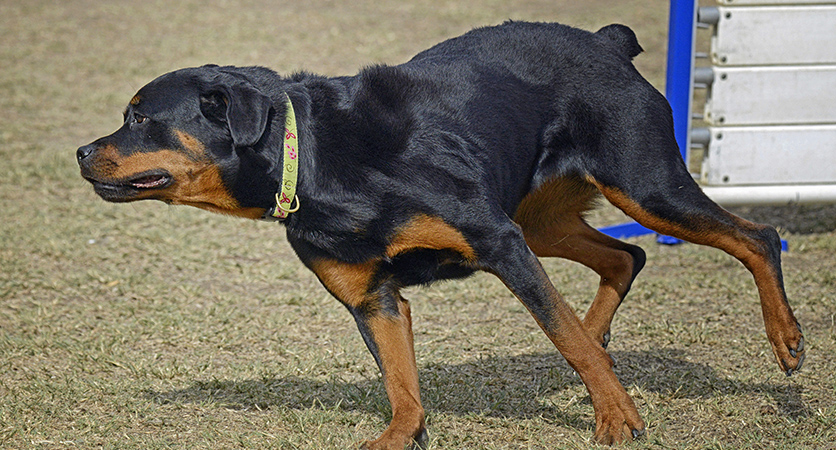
[593,418,646,446]
[769,321,805,376]
[359,427,428,450]
[592,393,645,446]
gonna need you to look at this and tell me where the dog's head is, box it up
[77,65,282,219]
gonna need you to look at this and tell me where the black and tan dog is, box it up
[78,21,805,449]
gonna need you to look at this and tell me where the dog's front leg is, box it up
[353,292,428,450]
[309,258,428,450]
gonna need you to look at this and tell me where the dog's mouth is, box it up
[85,170,173,202]
[126,172,171,189]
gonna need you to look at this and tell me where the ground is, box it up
[1,0,835,448]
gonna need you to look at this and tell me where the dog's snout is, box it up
[77,144,95,163]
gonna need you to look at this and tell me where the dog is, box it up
[77,21,805,449]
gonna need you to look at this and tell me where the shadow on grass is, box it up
[145,348,806,423]
[145,352,588,428]
[613,349,808,420]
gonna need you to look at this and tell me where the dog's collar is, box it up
[263,93,301,221]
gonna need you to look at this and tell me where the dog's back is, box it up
[408,21,642,81]
[352,21,665,214]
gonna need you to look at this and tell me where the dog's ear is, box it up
[200,80,272,148]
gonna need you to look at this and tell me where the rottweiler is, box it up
[77,21,805,449]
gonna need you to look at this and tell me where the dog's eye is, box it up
[134,114,147,124]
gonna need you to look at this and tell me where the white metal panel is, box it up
[704,65,836,126]
[711,6,836,65]
[702,184,836,206]
[702,125,836,185]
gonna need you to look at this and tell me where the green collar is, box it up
[264,93,300,221]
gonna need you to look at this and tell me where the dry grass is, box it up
[2,0,835,449]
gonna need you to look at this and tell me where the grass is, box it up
[2,0,836,448]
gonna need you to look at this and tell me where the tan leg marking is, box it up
[361,295,426,450]
[308,258,426,449]
[524,217,639,346]
[308,258,380,309]
[515,177,640,346]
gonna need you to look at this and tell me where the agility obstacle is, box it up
[601,0,836,241]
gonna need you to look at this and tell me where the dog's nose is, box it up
[76,144,95,163]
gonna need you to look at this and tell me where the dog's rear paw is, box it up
[771,322,805,376]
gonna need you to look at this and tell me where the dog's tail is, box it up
[596,24,643,60]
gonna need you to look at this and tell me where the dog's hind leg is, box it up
[584,129,804,375]
[521,218,645,348]
[515,178,646,348]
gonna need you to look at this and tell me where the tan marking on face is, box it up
[87,143,264,219]
[173,129,205,159]
[385,215,476,260]
[130,95,141,105]
[308,258,379,308]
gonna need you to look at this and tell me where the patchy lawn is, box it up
[1,0,834,448]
